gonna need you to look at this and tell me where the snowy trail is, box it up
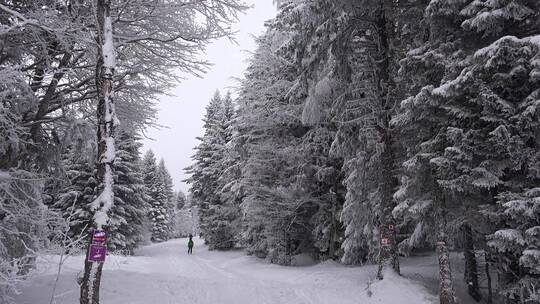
[14,238,436,304]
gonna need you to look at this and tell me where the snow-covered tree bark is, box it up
[437,229,457,304]
[80,0,118,302]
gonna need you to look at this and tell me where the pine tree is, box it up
[174,194,200,238]
[187,90,245,250]
[391,2,464,302]
[175,191,187,210]
[143,150,169,242]
[442,34,540,304]
[108,130,149,253]
[186,91,226,246]
[157,158,175,240]
[225,0,350,264]
[53,146,97,241]
[276,1,348,262]
[216,93,248,247]
[313,0,405,276]
[209,91,244,249]
[234,18,327,263]
[395,1,540,302]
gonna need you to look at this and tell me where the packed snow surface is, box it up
[15,238,437,304]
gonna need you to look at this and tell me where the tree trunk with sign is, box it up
[376,131,400,279]
[80,0,117,303]
[374,0,400,280]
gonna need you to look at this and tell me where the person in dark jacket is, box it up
[187,234,194,254]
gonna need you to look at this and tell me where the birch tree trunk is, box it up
[80,0,117,303]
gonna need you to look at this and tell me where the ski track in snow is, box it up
[14,238,438,304]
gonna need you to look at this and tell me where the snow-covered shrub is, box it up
[0,170,56,303]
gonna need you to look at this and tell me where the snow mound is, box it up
[290,253,317,266]
[367,270,437,304]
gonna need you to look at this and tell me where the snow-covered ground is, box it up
[15,238,445,304]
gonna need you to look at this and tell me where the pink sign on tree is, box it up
[88,244,107,262]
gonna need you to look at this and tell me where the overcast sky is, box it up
[142,1,277,194]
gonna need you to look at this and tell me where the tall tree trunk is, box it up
[462,223,482,301]
[375,0,400,279]
[328,199,336,259]
[80,239,104,304]
[437,213,457,304]
[376,130,400,279]
[80,1,116,303]
[484,251,493,304]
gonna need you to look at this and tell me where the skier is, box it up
[187,234,194,254]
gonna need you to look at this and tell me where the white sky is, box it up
[142,1,277,194]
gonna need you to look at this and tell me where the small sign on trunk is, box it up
[88,244,107,262]
[92,230,107,244]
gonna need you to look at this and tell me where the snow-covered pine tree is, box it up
[273,0,348,262]
[395,1,540,302]
[174,194,200,238]
[175,191,187,210]
[310,0,405,276]
[242,1,346,263]
[391,2,464,303]
[442,2,539,303]
[327,17,383,264]
[143,150,169,242]
[186,91,226,247]
[188,90,244,250]
[445,36,540,304]
[221,92,235,143]
[108,130,149,253]
[53,129,149,254]
[234,25,301,263]
[171,190,187,238]
[208,91,244,249]
[53,146,97,241]
[157,158,176,240]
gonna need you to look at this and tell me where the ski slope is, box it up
[15,238,437,304]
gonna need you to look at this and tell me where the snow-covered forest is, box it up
[187,1,540,304]
[1,0,539,304]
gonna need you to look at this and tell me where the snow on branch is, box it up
[302,74,333,126]
[0,3,56,34]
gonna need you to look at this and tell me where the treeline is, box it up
[53,132,186,252]
[0,0,244,302]
[187,1,540,303]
